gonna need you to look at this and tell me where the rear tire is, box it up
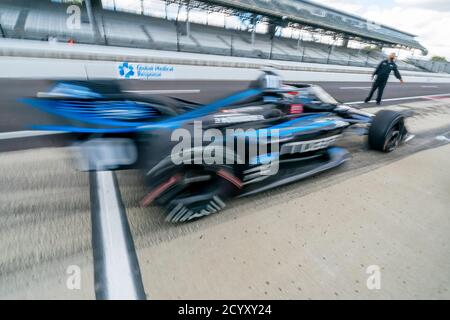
[368,110,405,152]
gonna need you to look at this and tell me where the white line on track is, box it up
[421,85,439,88]
[345,92,450,105]
[436,135,450,142]
[339,86,371,90]
[0,130,65,140]
[91,171,145,299]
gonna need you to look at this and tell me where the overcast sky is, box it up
[312,0,450,59]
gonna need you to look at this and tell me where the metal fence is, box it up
[407,58,450,74]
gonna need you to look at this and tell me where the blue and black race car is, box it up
[23,71,413,222]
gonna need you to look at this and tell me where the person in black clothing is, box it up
[365,53,404,105]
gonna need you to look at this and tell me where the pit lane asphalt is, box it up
[0,97,449,299]
[1,78,450,136]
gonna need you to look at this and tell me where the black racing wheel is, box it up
[153,166,241,223]
[368,110,406,152]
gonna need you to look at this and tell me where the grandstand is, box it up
[0,0,433,72]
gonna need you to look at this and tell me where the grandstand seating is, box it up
[207,0,426,52]
[0,0,423,71]
[0,4,21,36]
[24,5,95,43]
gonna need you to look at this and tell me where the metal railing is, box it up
[407,58,450,74]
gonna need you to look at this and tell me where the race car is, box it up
[22,70,412,222]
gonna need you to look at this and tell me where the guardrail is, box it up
[1,39,450,83]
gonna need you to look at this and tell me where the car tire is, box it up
[368,110,405,152]
[153,166,241,223]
